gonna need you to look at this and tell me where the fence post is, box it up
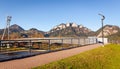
[93,38,94,44]
[29,40,32,53]
[95,38,97,44]
[48,39,51,51]
[61,39,63,49]
[71,38,73,47]
[38,42,41,49]
[84,38,85,45]
[71,38,72,44]
[88,38,91,45]
[0,40,1,52]
[78,38,80,46]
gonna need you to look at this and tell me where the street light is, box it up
[98,13,105,45]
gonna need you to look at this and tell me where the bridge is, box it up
[0,37,97,61]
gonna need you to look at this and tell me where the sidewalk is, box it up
[0,44,101,69]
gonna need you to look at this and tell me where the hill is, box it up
[48,23,95,37]
[0,24,44,39]
[107,30,120,40]
[96,25,120,37]
[22,28,44,38]
[0,23,120,39]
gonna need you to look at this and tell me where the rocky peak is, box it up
[97,25,119,37]
[48,22,92,37]
[50,23,87,33]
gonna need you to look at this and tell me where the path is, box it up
[0,44,101,69]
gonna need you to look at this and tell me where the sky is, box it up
[0,0,120,32]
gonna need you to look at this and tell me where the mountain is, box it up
[0,24,25,39]
[107,30,120,40]
[96,25,120,37]
[0,23,120,39]
[10,24,25,33]
[22,28,44,38]
[0,24,24,35]
[48,23,94,37]
[0,24,44,39]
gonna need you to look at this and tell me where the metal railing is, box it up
[0,37,97,61]
[108,40,120,44]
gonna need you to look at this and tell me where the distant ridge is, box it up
[0,23,120,39]
[0,24,44,39]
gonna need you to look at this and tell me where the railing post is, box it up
[38,42,41,49]
[94,38,95,44]
[88,38,91,44]
[71,38,73,47]
[88,38,89,45]
[61,39,63,49]
[29,40,32,53]
[0,40,1,52]
[48,39,51,51]
[78,38,80,46]
[95,38,97,44]
[84,38,85,45]
[71,38,72,44]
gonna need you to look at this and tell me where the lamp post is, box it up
[98,14,105,45]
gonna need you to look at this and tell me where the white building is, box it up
[97,38,108,44]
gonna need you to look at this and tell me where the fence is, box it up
[108,40,120,44]
[0,37,97,61]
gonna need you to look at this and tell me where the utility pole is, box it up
[99,14,105,45]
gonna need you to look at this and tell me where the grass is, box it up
[7,47,26,51]
[1,47,27,51]
[33,44,120,69]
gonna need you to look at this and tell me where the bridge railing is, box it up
[108,40,120,44]
[0,37,97,61]
[0,37,97,52]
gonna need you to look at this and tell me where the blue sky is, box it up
[0,0,120,31]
